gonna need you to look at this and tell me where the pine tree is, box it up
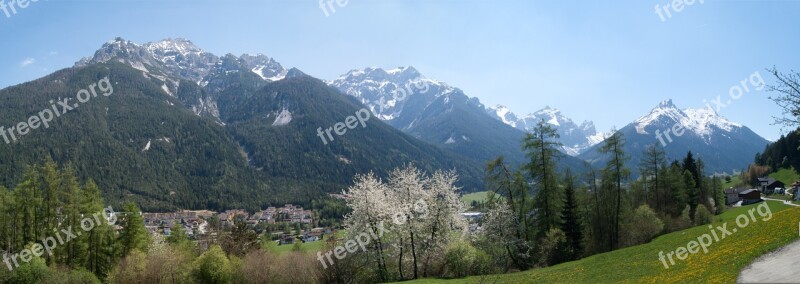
[639,144,667,212]
[117,202,150,258]
[166,221,189,245]
[523,120,563,234]
[683,170,699,220]
[560,171,582,261]
[598,130,630,250]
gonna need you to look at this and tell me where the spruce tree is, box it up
[117,202,150,257]
[560,171,582,261]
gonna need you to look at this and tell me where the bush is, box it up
[622,205,664,247]
[192,245,232,284]
[45,268,101,284]
[108,250,147,284]
[8,256,49,284]
[471,248,495,275]
[270,251,321,283]
[694,204,713,225]
[443,240,495,278]
[233,250,276,284]
[108,244,192,284]
[537,228,568,266]
[444,241,477,278]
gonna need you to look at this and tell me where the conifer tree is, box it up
[560,171,582,261]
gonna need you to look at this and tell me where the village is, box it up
[724,176,800,206]
[142,204,333,247]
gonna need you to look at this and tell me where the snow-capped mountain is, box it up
[633,99,743,141]
[328,67,590,171]
[328,66,457,121]
[487,105,607,156]
[329,66,528,164]
[579,99,769,175]
[76,38,287,86]
[76,38,288,118]
[239,54,288,82]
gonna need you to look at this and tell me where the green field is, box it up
[770,168,800,186]
[407,200,800,283]
[460,191,493,205]
[722,175,743,189]
[271,230,346,254]
[273,240,327,254]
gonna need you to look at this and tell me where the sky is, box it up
[0,0,798,141]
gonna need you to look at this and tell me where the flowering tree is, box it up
[342,165,466,281]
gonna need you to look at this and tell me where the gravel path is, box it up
[737,240,800,283]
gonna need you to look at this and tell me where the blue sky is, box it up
[0,0,797,140]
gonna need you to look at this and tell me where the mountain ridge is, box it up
[579,99,769,175]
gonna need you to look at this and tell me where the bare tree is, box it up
[767,67,800,128]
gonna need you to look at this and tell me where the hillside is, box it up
[580,100,769,176]
[0,57,485,211]
[328,67,589,170]
[407,201,800,283]
[0,62,274,211]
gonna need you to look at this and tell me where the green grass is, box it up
[460,191,492,205]
[721,175,743,189]
[271,230,346,254]
[273,240,326,254]
[765,194,793,201]
[407,200,800,283]
[769,168,800,186]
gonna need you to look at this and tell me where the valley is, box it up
[0,1,797,282]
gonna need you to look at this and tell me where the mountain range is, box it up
[578,99,769,175]
[0,37,772,210]
[486,105,608,156]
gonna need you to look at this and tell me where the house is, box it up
[301,231,322,242]
[279,235,295,245]
[725,188,744,205]
[758,178,785,195]
[739,189,762,205]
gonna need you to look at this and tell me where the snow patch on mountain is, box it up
[272,109,293,126]
[633,99,744,141]
[487,105,604,156]
[142,140,151,152]
[490,105,519,127]
[328,66,454,121]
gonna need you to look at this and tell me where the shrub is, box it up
[45,268,101,284]
[694,204,713,225]
[233,250,276,284]
[271,251,321,283]
[537,228,568,266]
[622,205,664,247]
[471,248,495,275]
[108,244,192,284]
[444,241,477,278]
[8,256,49,284]
[192,245,232,284]
[108,250,147,284]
